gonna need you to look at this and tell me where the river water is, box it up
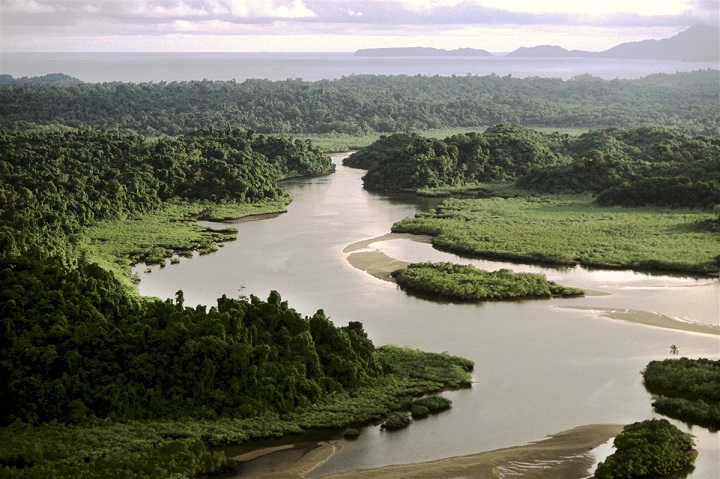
[134,154,720,478]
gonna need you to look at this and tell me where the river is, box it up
[134,154,720,478]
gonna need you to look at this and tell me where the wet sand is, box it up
[343,233,430,282]
[344,233,719,336]
[242,424,623,479]
[561,306,720,336]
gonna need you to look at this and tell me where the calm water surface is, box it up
[2,52,717,83]
[134,155,720,478]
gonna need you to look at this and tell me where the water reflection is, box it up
[134,154,719,478]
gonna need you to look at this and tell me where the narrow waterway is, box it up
[134,154,720,478]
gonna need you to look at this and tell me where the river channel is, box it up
[134,154,720,478]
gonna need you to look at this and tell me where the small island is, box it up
[390,262,583,301]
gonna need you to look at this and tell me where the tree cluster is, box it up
[351,125,720,209]
[0,126,332,260]
[348,124,569,191]
[390,262,583,301]
[594,419,696,479]
[1,70,718,136]
[519,126,720,208]
[642,357,720,430]
[1,245,385,424]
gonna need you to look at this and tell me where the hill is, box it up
[507,25,719,61]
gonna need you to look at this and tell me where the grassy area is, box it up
[297,126,589,152]
[391,262,584,301]
[392,196,719,275]
[78,198,290,287]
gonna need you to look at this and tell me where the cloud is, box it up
[1,0,716,51]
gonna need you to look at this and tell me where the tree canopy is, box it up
[349,125,720,209]
[1,70,717,136]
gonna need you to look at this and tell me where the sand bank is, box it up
[344,234,717,335]
[245,424,622,479]
[561,306,719,336]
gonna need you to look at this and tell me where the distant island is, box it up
[355,47,492,57]
[355,25,719,62]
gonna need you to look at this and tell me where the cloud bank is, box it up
[1,0,717,52]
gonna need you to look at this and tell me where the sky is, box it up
[1,0,718,53]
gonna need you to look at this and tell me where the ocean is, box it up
[1,52,717,83]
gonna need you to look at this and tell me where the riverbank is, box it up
[239,424,623,479]
[344,233,719,336]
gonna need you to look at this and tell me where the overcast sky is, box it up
[1,0,718,53]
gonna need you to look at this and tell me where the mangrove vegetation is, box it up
[391,262,583,301]
[643,358,720,430]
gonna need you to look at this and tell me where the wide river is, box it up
[134,154,720,478]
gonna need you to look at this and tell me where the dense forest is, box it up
[0,126,332,260]
[1,70,718,136]
[2,68,719,477]
[643,358,720,430]
[0,125,477,477]
[347,125,720,209]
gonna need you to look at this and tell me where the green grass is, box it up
[392,196,720,274]
[296,127,587,153]
[77,198,289,287]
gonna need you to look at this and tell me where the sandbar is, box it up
[244,424,623,479]
[344,234,718,335]
[561,306,720,336]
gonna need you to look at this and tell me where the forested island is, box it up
[391,262,583,301]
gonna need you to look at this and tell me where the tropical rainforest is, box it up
[2,68,719,478]
[0,124,474,477]
[1,70,718,136]
[346,124,720,209]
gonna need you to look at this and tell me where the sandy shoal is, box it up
[560,306,719,336]
[344,234,718,336]
[247,424,623,479]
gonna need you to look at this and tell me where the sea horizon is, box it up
[1,51,717,84]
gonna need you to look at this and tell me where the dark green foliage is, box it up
[1,71,717,135]
[412,395,452,414]
[643,358,720,430]
[594,419,695,479]
[381,412,412,431]
[354,125,570,191]
[0,73,82,85]
[342,428,361,439]
[0,346,472,479]
[0,127,331,261]
[391,262,583,301]
[0,249,389,424]
[519,127,720,208]
[354,125,720,209]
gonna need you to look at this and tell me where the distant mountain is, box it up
[355,47,492,57]
[0,73,82,85]
[602,25,719,61]
[506,25,719,61]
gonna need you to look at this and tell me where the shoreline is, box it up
[239,424,623,479]
[344,233,719,336]
[561,306,720,336]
